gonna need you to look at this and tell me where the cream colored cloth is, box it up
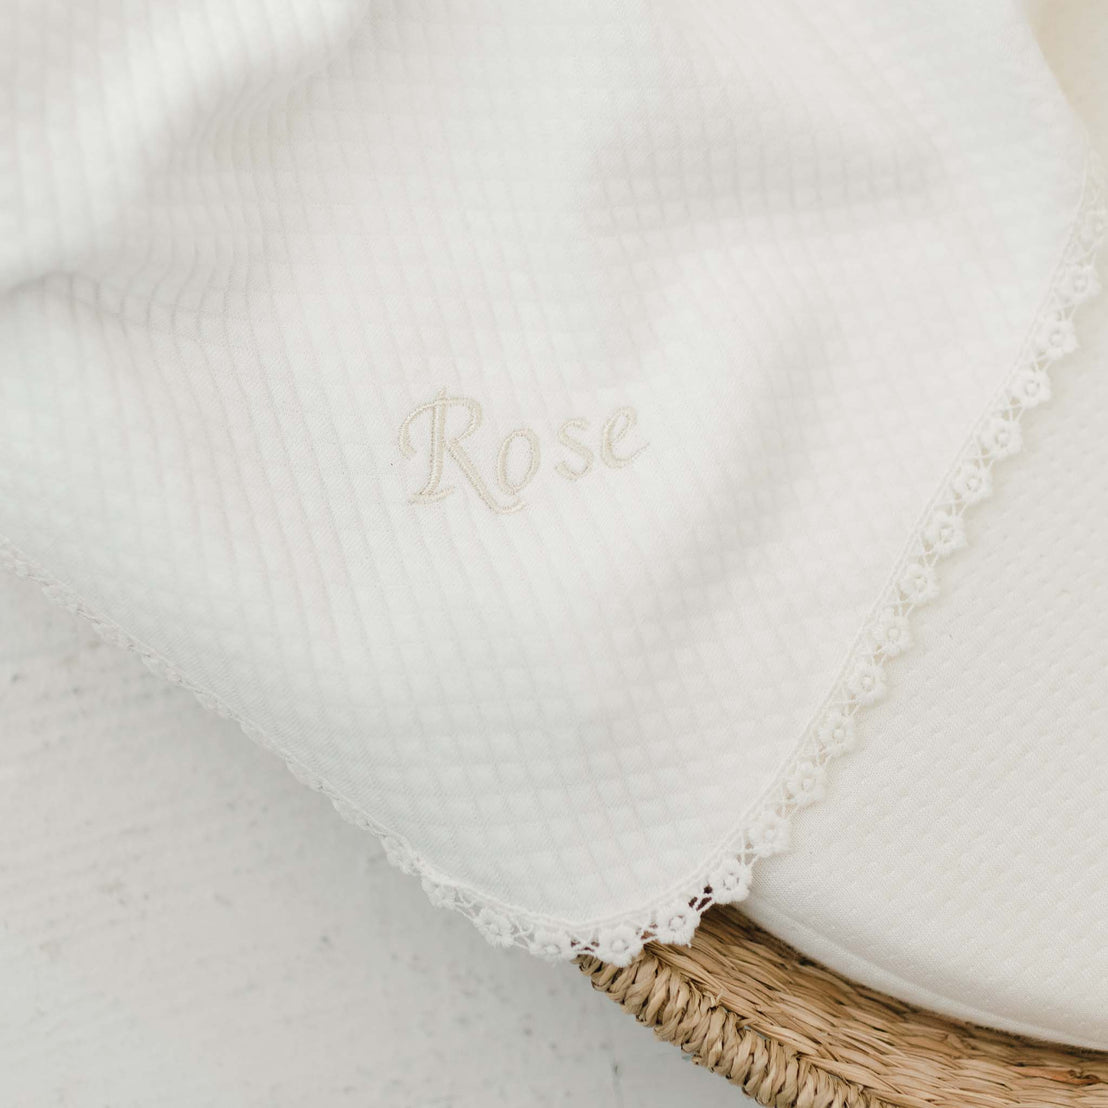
[0,0,1103,965]
[744,1,1108,1050]
[746,272,1108,1050]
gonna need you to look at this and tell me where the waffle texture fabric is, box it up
[2,511,1107,1071]
[744,275,1108,1051]
[743,0,1108,1051]
[0,0,1104,963]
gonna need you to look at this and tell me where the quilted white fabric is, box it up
[0,0,1104,964]
[2,479,1106,1070]
[744,0,1108,1051]
[745,279,1108,1050]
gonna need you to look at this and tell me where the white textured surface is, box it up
[0,570,751,1107]
[0,0,1092,959]
[745,290,1108,1050]
[2,0,1108,1081]
[743,1,1108,1051]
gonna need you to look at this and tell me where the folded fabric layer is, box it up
[745,277,1108,1051]
[744,0,1108,1050]
[0,0,1103,961]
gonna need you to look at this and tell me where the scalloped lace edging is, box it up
[1,153,1104,970]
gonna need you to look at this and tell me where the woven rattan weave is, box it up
[580,907,1108,1107]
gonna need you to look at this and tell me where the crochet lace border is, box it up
[1,151,1104,969]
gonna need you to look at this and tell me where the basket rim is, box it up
[579,906,1108,1108]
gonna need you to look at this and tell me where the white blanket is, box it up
[1,0,1103,964]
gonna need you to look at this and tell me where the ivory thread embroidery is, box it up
[399,389,647,513]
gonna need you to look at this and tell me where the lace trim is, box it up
[1,153,1104,969]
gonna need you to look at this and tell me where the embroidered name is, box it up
[399,389,646,514]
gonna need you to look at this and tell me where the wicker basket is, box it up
[580,907,1108,1107]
